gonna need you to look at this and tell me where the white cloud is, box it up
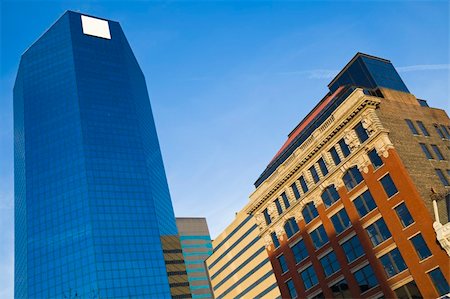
[397,64,450,72]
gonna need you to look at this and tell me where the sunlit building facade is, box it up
[14,11,189,298]
[205,210,281,299]
[247,53,450,298]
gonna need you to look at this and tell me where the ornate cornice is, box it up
[247,89,381,215]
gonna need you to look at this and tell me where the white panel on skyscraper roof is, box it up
[81,15,111,39]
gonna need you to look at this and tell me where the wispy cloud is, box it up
[277,69,338,79]
[277,63,450,80]
[397,64,450,72]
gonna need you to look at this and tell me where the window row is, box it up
[406,119,450,139]
[419,143,446,161]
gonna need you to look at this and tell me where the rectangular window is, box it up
[354,122,370,143]
[278,254,289,273]
[394,282,422,299]
[291,239,308,264]
[300,265,318,290]
[431,145,445,160]
[330,147,341,166]
[263,208,271,225]
[339,139,351,157]
[380,174,398,198]
[286,279,297,299]
[435,169,449,186]
[291,183,301,200]
[310,225,329,249]
[299,176,309,193]
[281,192,290,209]
[271,232,280,248]
[435,124,445,138]
[394,202,414,228]
[405,119,419,135]
[416,121,430,136]
[428,268,450,296]
[275,199,283,215]
[410,234,431,260]
[342,235,364,262]
[354,264,378,293]
[320,251,340,277]
[368,149,383,169]
[366,218,391,247]
[310,165,320,183]
[379,248,407,278]
[331,209,351,234]
[354,190,377,217]
[440,125,450,139]
[318,158,328,176]
[420,143,434,159]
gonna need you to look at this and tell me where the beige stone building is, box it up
[205,209,281,299]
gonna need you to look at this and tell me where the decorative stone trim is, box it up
[344,129,360,151]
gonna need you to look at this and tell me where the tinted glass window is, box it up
[320,252,340,277]
[286,279,297,299]
[354,190,377,217]
[431,145,445,160]
[278,254,289,273]
[302,202,318,224]
[434,124,445,138]
[420,143,433,159]
[366,218,391,247]
[310,165,320,183]
[339,139,351,157]
[354,122,369,143]
[331,209,351,234]
[284,218,300,239]
[300,265,318,290]
[300,176,309,193]
[318,158,328,176]
[330,147,341,165]
[275,199,283,215]
[395,203,414,228]
[321,185,340,208]
[263,208,271,225]
[342,235,364,262]
[436,169,450,186]
[291,239,308,264]
[379,248,407,278]
[428,268,450,296]
[271,232,280,248]
[310,225,328,249]
[291,183,301,200]
[440,125,450,139]
[410,234,431,260]
[343,167,364,190]
[368,149,383,168]
[416,121,429,136]
[281,192,290,209]
[380,174,398,198]
[405,119,419,135]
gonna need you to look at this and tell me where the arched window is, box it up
[342,166,363,190]
[302,202,318,224]
[284,218,300,239]
[321,185,340,208]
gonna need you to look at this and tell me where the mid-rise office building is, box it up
[205,209,281,299]
[176,218,214,299]
[14,11,190,298]
[246,53,450,298]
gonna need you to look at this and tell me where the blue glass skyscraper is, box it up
[14,11,188,298]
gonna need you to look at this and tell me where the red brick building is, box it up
[247,53,450,298]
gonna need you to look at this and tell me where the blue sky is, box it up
[0,0,448,296]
